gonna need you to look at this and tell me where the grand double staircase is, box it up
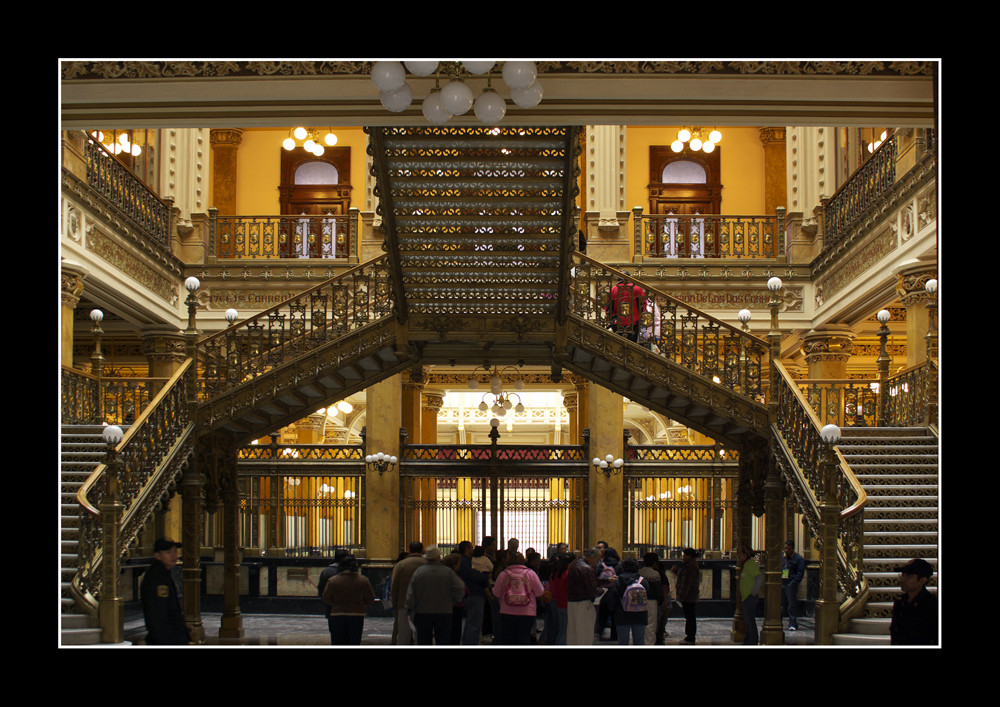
[62,123,935,645]
[832,427,939,645]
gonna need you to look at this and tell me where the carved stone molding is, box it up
[86,224,180,305]
[801,329,855,364]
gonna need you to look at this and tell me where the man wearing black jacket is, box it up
[890,558,938,645]
[141,538,191,645]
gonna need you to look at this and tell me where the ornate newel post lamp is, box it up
[99,424,125,644]
[814,423,843,645]
[737,308,752,393]
[924,279,938,426]
[365,451,398,475]
[761,276,785,645]
[875,309,891,427]
[90,309,105,424]
[225,308,239,327]
[592,453,623,479]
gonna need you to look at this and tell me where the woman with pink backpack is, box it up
[492,552,546,645]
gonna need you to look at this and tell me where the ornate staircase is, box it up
[61,424,112,645]
[832,427,939,645]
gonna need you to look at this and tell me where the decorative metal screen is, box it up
[401,474,586,555]
[625,475,736,557]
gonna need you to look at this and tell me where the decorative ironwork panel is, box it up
[215,214,352,259]
[625,474,735,556]
[642,214,779,259]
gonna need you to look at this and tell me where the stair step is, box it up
[845,616,891,635]
[61,627,104,645]
[832,632,891,645]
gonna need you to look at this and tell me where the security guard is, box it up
[140,537,191,645]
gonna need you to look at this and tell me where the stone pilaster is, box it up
[759,127,787,219]
[895,261,938,368]
[584,125,631,263]
[61,262,88,367]
[209,129,243,217]
[587,382,624,550]
[421,392,444,445]
[365,374,402,560]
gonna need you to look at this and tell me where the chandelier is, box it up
[371,61,544,125]
[89,131,142,157]
[282,127,338,156]
[467,364,526,419]
[671,127,722,153]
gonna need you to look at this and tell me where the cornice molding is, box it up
[61,60,936,81]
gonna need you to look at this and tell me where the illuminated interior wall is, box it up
[625,126,767,215]
[233,127,370,215]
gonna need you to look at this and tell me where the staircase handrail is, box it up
[771,359,868,620]
[195,254,394,401]
[71,358,195,615]
[569,251,769,400]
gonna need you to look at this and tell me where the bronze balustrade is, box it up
[883,362,935,428]
[73,360,196,614]
[636,212,782,259]
[61,367,169,426]
[822,131,897,257]
[213,213,356,259]
[62,367,99,425]
[797,378,879,429]
[84,137,171,250]
[196,255,394,400]
[570,252,768,401]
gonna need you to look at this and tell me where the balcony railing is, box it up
[84,137,171,250]
[212,212,357,259]
[633,208,784,259]
[796,379,879,429]
[61,366,168,426]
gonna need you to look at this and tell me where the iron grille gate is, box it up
[400,443,589,554]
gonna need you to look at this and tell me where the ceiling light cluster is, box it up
[671,127,722,153]
[89,131,142,157]
[371,61,543,125]
[283,127,338,156]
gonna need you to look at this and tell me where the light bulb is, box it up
[371,61,406,92]
[404,61,438,76]
[474,89,506,124]
[441,80,474,116]
[502,61,536,90]
[283,137,295,151]
[293,127,308,140]
[380,82,413,112]
[690,138,703,151]
[709,130,722,143]
[701,140,715,153]
[678,129,691,142]
[324,133,338,146]
[671,140,684,153]
[422,91,451,124]
[510,81,543,108]
[463,61,495,74]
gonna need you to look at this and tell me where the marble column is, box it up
[587,382,624,550]
[759,128,787,219]
[209,129,243,217]
[365,374,402,560]
[402,370,425,443]
[896,262,938,368]
[562,391,578,445]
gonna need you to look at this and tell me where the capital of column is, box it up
[758,126,787,145]
[61,261,88,308]
[422,392,445,413]
[895,264,938,307]
[210,128,244,148]
[140,327,188,366]
[801,326,855,365]
[562,391,578,413]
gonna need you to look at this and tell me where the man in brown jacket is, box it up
[321,555,375,645]
[390,541,427,645]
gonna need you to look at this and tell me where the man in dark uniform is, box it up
[141,537,190,645]
[890,558,938,645]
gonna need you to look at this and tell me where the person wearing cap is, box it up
[404,545,466,645]
[140,538,191,645]
[890,558,938,645]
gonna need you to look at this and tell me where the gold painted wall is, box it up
[233,127,369,215]
[625,126,767,215]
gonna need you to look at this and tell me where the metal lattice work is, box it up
[368,125,580,316]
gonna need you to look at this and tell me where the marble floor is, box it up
[125,613,815,647]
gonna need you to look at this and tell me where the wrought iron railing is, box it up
[403,444,587,463]
[771,360,867,605]
[84,137,171,250]
[569,252,768,400]
[72,360,195,613]
[61,367,168,426]
[626,444,739,462]
[197,255,394,401]
[822,131,897,257]
[883,361,936,428]
[212,213,357,259]
[797,378,878,429]
[634,211,783,259]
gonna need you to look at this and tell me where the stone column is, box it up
[402,369,425,443]
[896,262,938,368]
[218,437,244,640]
[210,129,243,216]
[421,392,444,444]
[587,382,624,550]
[297,411,327,444]
[563,391,579,445]
[181,457,205,644]
[785,127,831,263]
[365,374,402,560]
[61,263,88,368]
[141,327,188,395]
[574,379,589,447]
[801,326,855,379]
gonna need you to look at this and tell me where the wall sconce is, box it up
[592,453,623,478]
[365,452,397,475]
